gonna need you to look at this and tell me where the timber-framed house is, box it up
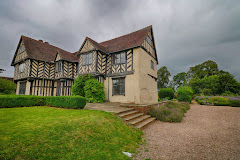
[11,25,158,104]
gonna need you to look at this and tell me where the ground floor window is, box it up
[19,82,26,95]
[112,78,125,95]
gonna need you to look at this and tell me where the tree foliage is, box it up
[0,78,16,94]
[177,86,193,102]
[84,79,105,103]
[72,74,93,96]
[157,66,171,89]
[158,88,174,99]
[173,72,187,88]
[187,60,219,79]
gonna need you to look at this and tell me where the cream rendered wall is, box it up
[16,81,20,95]
[139,48,158,104]
[103,48,141,104]
[25,81,31,95]
[103,47,157,104]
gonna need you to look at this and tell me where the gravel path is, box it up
[134,103,240,160]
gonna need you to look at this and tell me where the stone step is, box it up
[114,108,135,114]
[123,113,144,121]
[135,117,156,129]
[129,115,151,125]
[118,110,139,118]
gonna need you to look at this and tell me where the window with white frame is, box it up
[19,45,25,54]
[82,52,93,65]
[151,60,154,70]
[112,52,126,64]
[19,63,25,73]
[112,78,125,95]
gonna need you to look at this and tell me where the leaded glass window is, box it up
[82,52,93,65]
[112,78,125,95]
[112,52,126,64]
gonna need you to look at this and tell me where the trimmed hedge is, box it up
[45,96,86,109]
[214,102,231,106]
[158,88,174,99]
[0,95,45,108]
[230,100,240,107]
[0,95,86,109]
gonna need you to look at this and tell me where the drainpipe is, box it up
[40,61,46,96]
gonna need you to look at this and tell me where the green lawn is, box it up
[0,107,142,159]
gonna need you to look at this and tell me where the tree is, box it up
[84,79,105,103]
[157,66,171,89]
[200,75,220,95]
[0,78,16,94]
[188,77,202,94]
[187,60,219,79]
[218,71,239,94]
[173,72,187,88]
[72,74,93,96]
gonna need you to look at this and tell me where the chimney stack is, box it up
[39,40,43,42]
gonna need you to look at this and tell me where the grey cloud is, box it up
[0,0,239,81]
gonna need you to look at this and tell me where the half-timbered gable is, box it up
[14,59,31,80]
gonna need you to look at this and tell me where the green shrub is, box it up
[222,91,235,96]
[72,74,93,96]
[0,95,45,108]
[208,97,229,103]
[171,99,177,101]
[165,97,171,100]
[202,88,212,96]
[0,78,16,94]
[214,102,231,106]
[84,79,105,103]
[230,100,240,107]
[158,88,174,99]
[45,96,86,109]
[149,101,190,122]
[177,86,193,102]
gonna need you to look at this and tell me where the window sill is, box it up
[112,94,125,96]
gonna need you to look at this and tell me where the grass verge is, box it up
[0,106,142,159]
[148,101,190,122]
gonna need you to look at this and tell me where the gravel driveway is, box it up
[134,103,240,160]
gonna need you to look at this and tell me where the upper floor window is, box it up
[82,52,92,65]
[112,52,126,64]
[19,63,25,73]
[19,45,25,54]
[147,36,153,47]
[151,60,154,70]
[56,61,62,72]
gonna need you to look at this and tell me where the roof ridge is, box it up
[99,25,152,45]
[22,35,75,54]
[86,37,107,48]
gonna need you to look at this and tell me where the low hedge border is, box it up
[0,95,86,109]
[45,96,86,109]
[0,95,45,108]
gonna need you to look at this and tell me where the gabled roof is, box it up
[99,25,151,53]
[11,36,78,65]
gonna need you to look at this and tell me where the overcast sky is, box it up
[0,0,239,80]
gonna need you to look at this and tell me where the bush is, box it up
[0,95,45,108]
[72,74,93,96]
[177,86,193,102]
[0,78,16,94]
[202,88,212,96]
[84,79,105,103]
[45,96,86,109]
[230,100,240,107]
[158,88,174,99]
[208,97,229,103]
[222,91,235,96]
[149,101,190,122]
[214,102,231,106]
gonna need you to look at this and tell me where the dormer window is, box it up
[82,52,92,65]
[112,52,126,64]
[19,63,25,73]
[56,61,62,72]
[19,45,25,54]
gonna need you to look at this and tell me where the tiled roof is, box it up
[99,25,151,53]
[19,36,78,63]
[13,25,154,64]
